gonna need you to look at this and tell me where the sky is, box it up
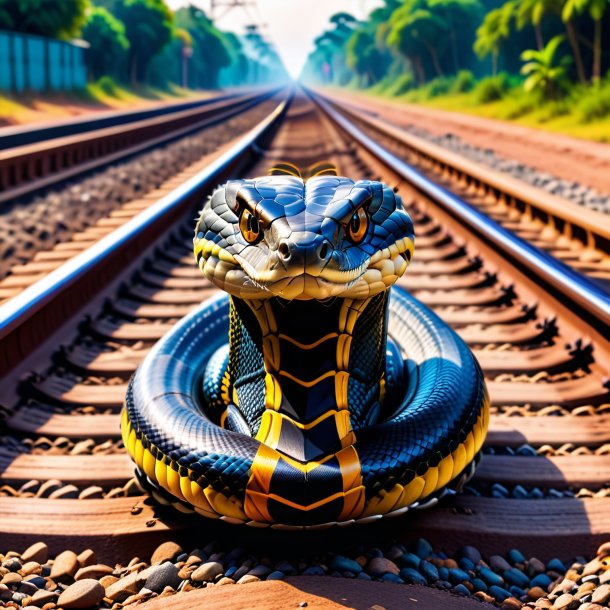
[166,0,383,78]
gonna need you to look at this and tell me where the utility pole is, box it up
[208,0,256,21]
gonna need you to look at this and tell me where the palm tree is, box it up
[521,34,573,97]
[474,2,514,75]
[516,0,549,50]
[563,0,608,83]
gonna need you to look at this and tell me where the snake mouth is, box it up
[197,235,413,300]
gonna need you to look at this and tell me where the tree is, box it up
[81,7,129,80]
[428,0,483,73]
[474,2,514,75]
[516,0,550,50]
[176,7,231,88]
[346,28,387,86]
[563,0,608,82]
[387,1,449,81]
[521,34,572,97]
[0,0,88,39]
[114,0,173,84]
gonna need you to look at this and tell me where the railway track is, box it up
[0,90,609,609]
[315,90,610,290]
[0,88,278,207]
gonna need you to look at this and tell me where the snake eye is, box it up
[239,208,262,244]
[347,207,369,244]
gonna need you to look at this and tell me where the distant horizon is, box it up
[166,0,383,78]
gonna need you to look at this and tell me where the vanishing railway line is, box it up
[0,89,609,608]
[316,90,610,291]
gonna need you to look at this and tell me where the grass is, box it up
[358,73,610,143]
[0,78,209,128]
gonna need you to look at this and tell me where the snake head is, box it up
[194,175,414,300]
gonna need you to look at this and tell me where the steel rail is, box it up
[0,88,280,206]
[311,91,610,333]
[0,89,249,149]
[0,92,292,375]
[315,90,610,248]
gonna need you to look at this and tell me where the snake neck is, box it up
[226,292,389,462]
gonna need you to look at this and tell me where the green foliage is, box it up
[95,74,119,95]
[520,35,572,98]
[385,73,416,95]
[0,0,88,39]
[474,73,512,102]
[114,0,173,84]
[82,7,129,80]
[452,69,476,92]
[577,76,610,120]
[173,6,230,88]
[425,75,454,96]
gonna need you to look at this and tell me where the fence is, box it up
[0,30,88,92]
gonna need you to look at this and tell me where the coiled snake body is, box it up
[122,165,489,527]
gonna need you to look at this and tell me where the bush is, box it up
[386,73,416,96]
[474,73,511,103]
[452,70,476,93]
[424,76,454,97]
[95,75,119,96]
[577,79,610,122]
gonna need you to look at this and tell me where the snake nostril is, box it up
[319,241,330,261]
[278,241,291,261]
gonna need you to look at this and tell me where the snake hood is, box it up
[194,175,415,301]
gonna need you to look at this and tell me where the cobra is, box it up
[122,163,489,528]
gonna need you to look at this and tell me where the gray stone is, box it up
[144,562,181,593]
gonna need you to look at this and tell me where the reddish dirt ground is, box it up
[324,90,610,196]
[138,577,494,610]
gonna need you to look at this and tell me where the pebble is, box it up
[237,574,260,584]
[414,539,432,559]
[459,546,482,565]
[50,550,79,582]
[419,560,439,582]
[480,566,504,587]
[150,541,183,566]
[266,571,285,580]
[399,568,427,585]
[454,584,470,596]
[21,543,48,565]
[57,579,105,609]
[508,549,526,564]
[503,567,530,588]
[144,562,181,593]
[191,561,224,583]
[501,598,523,609]
[547,558,566,574]
[330,556,362,574]
[247,565,272,578]
[74,564,113,581]
[448,568,470,584]
[399,553,421,569]
[531,573,552,589]
[367,557,399,576]
[489,585,512,602]
[552,593,578,609]
[30,589,58,606]
[528,586,548,600]
[591,584,610,604]
[490,555,513,572]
